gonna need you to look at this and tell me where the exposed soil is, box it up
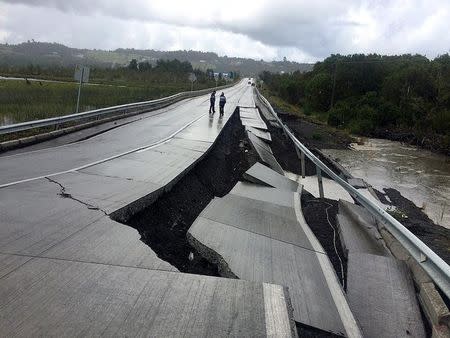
[279,113,352,150]
[125,111,258,275]
[374,188,450,265]
[301,191,347,289]
[259,108,345,179]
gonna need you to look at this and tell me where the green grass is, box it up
[0,79,199,125]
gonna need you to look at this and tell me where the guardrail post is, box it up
[301,151,306,178]
[316,166,324,199]
[295,147,306,178]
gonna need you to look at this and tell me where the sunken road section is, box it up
[122,109,259,275]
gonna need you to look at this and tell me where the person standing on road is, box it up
[219,92,226,116]
[209,90,216,114]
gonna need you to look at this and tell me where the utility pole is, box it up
[76,67,84,114]
[74,65,89,114]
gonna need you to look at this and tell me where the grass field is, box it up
[0,79,204,125]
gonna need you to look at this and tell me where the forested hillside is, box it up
[0,42,312,76]
[260,54,450,154]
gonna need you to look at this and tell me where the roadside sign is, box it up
[74,65,90,83]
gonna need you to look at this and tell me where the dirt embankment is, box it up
[125,111,258,275]
[371,128,450,157]
[279,113,353,150]
[374,188,450,265]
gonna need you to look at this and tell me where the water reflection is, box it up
[323,138,450,229]
[217,115,223,130]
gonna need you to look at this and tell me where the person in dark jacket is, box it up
[209,90,216,114]
[219,92,226,116]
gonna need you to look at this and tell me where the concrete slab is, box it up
[239,109,259,120]
[0,257,297,337]
[246,133,284,175]
[81,140,205,187]
[0,253,31,279]
[255,101,277,122]
[348,177,369,189]
[42,217,177,271]
[240,117,267,130]
[188,182,362,336]
[0,180,103,256]
[285,172,354,202]
[243,162,298,192]
[337,200,389,257]
[359,188,392,211]
[245,126,272,141]
[347,253,426,338]
[200,194,314,250]
[230,181,294,208]
[172,114,229,143]
[52,171,163,215]
[238,88,255,107]
[189,216,348,335]
[0,178,175,272]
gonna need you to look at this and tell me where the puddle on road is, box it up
[323,138,450,229]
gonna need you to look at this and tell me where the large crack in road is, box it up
[115,110,259,276]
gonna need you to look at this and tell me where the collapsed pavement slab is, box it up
[245,125,272,142]
[347,253,426,338]
[230,181,294,208]
[239,107,260,119]
[347,177,370,189]
[285,172,353,202]
[246,132,284,175]
[0,257,297,337]
[243,162,298,192]
[240,117,268,130]
[337,200,390,257]
[188,181,362,336]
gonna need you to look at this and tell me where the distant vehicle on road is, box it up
[248,81,251,84]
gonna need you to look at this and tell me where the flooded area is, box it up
[323,138,450,229]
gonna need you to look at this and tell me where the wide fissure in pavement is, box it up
[117,110,259,276]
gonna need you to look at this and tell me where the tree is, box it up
[128,59,138,71]
[138,61,152,71]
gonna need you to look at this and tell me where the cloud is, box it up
[0,0,449,62]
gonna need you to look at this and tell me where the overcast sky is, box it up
[0,0,449,62]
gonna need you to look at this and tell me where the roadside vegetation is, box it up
[0,58,230,125]
[260,54,450,154]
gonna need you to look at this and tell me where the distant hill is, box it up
[0,42,313,76]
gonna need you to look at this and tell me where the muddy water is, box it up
[323,138,450,229]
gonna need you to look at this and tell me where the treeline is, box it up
[0,58,229,88]
[260,54,450,152]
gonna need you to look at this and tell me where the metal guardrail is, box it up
[0,82,237,135]
[256,88,450,299]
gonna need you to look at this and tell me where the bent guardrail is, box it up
[255,87,450,299]
[0,82,238,135]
